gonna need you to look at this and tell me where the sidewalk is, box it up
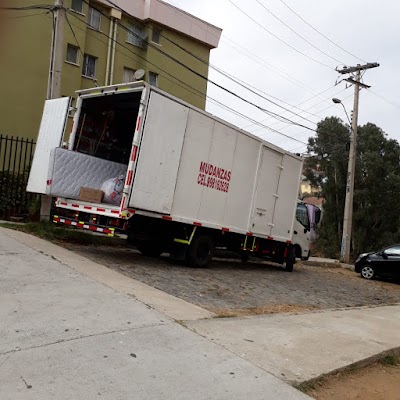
[186,304,400,384]
[0,228,309,400]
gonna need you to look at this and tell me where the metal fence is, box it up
[0,135,36,220]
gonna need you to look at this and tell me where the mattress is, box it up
[46,147,127,200]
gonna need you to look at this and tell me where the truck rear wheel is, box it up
[284,246,296,272]
[186,235,213,268]
[138,241,163,258]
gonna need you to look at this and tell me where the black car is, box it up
[355,245,400,280]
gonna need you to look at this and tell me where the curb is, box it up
[295,346,400,390]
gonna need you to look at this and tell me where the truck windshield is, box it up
[296,203,310,231]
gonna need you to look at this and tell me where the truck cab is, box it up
[292,202,311,260]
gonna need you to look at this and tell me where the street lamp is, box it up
[332,98,352,126]
[332,97,358,264]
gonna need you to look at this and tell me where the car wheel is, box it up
[360,265,375,280]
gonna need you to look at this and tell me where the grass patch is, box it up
[380,354,400,366]
[0,221,124,246]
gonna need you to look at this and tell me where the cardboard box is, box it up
[79,187,104,203]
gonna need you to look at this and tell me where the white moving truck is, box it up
[27,81,310,270]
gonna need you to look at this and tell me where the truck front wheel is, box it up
[284,246,296,272]
[186,235,214,268]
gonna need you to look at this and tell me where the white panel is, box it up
[27,98,70,194]
[251,147,283,236]
[171,109,215,219]
[129,91,189,214]
[271,154,303,240]
[197,122,237,225]
[223,135,261,230]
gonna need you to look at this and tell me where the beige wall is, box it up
[1,0,216,140]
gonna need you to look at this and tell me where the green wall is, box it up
[1,0,215,141]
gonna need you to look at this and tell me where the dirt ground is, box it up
[64,244,400,315]
[306,362,400,400]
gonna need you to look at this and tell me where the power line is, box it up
[276,0,366,64]
[76,1,353,148]
[220,36,318,95]
[5,10,49,19]
[244,86,349,131]
[254,0,345,65]
[93,0,321,127]
[140,0,324,96]
[367,90,400,111]
[66,11,308,147]
[65,13,97,83]
[226,0,334,70]
[79,0,317,132]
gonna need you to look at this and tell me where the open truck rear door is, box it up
[27,97,70,194]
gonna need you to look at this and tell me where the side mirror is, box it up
[379,251,388,259]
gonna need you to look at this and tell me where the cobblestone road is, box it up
[66,244,400,315]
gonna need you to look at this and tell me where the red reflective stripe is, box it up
[60,202,68,206]
[222,227,229,232]
[121,197,126,210]
[111,210,119,214]
[136,116,141,132]
[83,206,92,210]
[162,216,172,221]
[246,232,253,236]
[286,240,292,244]
[72,204,79,208]
[193,222,202,226]
[96,208,106,212]
[131,146,138,162]
[126,170,133,186]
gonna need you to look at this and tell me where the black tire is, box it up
[241,251,250,263]
[137,241,163,258]
[186,235,214,268]
[301,250,311,261]
[360,265,376,280]
[285,246,296,272]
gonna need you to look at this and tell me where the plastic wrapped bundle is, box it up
[101,175,125,205]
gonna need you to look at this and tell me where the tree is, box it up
[306,118,400,259]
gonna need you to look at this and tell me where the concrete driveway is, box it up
[0,228,309,400]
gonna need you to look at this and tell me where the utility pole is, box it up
[42,0,66,221]
[48,0,65,99]
[336,62,379,263]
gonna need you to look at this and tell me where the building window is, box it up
[123,67,136,83]
[71,0,83,14]
[66,44,79,65]
[88,6,101,31]
[126,22,146,48]
[82,54,97,78]
[151,28,161,44]
[149,71,158,87]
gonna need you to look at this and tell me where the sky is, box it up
[163,0,400,154]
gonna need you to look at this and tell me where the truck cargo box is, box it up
[27,82,303,243]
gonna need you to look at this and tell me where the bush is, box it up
[0,170,30,219]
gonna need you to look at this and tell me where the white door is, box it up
[251,147,283,235]
[129,92,189,214]
[27,98,70,194]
